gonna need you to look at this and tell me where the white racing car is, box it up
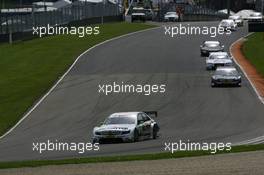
[219,19,237,31]
[164,12,179,22]
[229,15,244,27]
[248,12,263,22]
[92,111,159,143]
[206,52,233,70]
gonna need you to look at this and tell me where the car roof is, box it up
[109,112,141,119]
[230,15,241,18]
[221,19,234,23]
[216,66,237,71]
[209,52,228,56]
[133,7,144,10]
[204,41,220,44]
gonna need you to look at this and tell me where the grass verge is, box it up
[0,144,263,169]
[242,32,264,76]
[0,22,156,136]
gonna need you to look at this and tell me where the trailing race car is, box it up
[211,67,242,87]
[92,111,159,143]
[200,41,225,56]
[206,52,233,70]
[164,12,179,22]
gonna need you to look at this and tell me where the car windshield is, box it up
[251,13,262,17]
[210,55,229,59]
[221,20,233,25]
[166,12,176,15]
[230,16,240,20]
[205,42,219,47]
[215,69,238,76]
[104,115,135,125]
[133,9,145,13]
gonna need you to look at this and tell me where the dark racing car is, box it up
[200,41,225,56]
[211,67,242,87]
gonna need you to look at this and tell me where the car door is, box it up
[142,113,152,136]
[136,113,145,136]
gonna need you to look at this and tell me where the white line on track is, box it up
[0,26,160,140]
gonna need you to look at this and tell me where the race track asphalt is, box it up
[0,21,264,162]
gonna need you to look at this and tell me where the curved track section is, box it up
[0,22,264,162]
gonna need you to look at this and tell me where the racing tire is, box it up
[152,125,158,139]
[133,129,139,142]
[211,82,216,88]
[92,138,99,144]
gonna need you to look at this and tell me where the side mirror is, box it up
[200,45,203,48]
[99,122,104,126]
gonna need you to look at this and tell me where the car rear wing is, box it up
[144,111,158,118]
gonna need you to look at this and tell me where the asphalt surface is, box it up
[0,21,264,162]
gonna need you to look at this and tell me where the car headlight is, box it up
[212,76,217,80]
[235,76,241,80]
[95,131,101,135]
[121,130,130,135]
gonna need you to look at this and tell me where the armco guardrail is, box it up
[0,1,122,42]
[248,22,264,32]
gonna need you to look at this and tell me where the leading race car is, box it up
[200,41,225,56]
[219,19,237,31]
[229,15,244,27]
[164,12,179,22]
[92,112,159,143]
[248,12,263,23]
[211,66,242,87]
[206,52,233,70]
[131,7,146,22]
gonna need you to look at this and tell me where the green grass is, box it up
[242,32,264,76]
[0,22,156,135]
[0,144,264,169]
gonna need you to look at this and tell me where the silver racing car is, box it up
[206,52,233,70]
[92,112,159,143]
[200,41,225,56]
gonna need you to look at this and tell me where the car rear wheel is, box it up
[133,129,139,142]
[211,82,216,87]
[152,126,158,139]
[92,138,99,144]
